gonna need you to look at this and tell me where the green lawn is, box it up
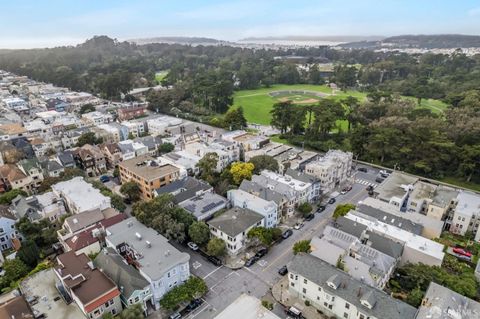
[155,71,169,84]
[439,177,480,192]
[232,84,448,125]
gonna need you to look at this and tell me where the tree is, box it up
[297,203,313,217]
[102,313,114,319]
[229,162,254,185]
[271,101,292,134]
[293,240,311,255]
[110,194,126,212]
[119,304,144,319]
[2,258,30,284]
[224,107,247,130]
[77,132,102,147]
[207,238,226,257]
[113,167,119,178]
[406,287,424,307]
[17,240,40,268]
[247,227,282,246]
[0,189,27,205]
[249,155,279,174]
[196,152,218,184]
[79,104,95,114]
[333,204,356,220]
[120,181,141,202]
[160,277,208,310]
[188,222,210,246]
[158,142,175,154]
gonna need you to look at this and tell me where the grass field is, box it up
[155,71,169,84]
[232,84,448,125]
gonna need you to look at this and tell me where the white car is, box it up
[187,242,199,251]
[294,223,304,230]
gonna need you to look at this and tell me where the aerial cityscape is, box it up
[1,1,480,319]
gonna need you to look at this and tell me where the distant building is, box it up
[450,191,480,238]
[0,206,22,251]
[154,176,212,204]
[304,149,352,193]
[117,102,147,121]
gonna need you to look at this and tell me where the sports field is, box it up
[155,70,169,84]
[231,84,448,125]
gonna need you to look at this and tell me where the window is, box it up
[290,282,295,287]
[359,315,365,319]
[290,274,294,279]
[318,287,322,292]
[304,279,307,284]
[345,303,350,309]
[302,288,307,293]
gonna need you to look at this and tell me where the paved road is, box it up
[170,166,381,319]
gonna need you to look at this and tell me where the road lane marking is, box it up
[202,265,223,280]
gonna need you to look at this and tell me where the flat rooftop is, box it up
[214,294,280,319]
[374,172,418,201]
[119,155,179,181]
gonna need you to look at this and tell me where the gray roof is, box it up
[93,247,149,299]
[285,168,319,184]
[10,195,41,220]
[118,142,135,153]
[251,175,296,200]
[356,204,423,235]
[417,282,480,319]
[106,218,190,280]
[335,216,368,239]
[155,176,212,204]
[365,232,403,259]
[431,185,459,208]
[288,254,417,319]
[64,208,105,233]
[57,150,75,166]
[42,160,63,173]
[179,192,228,220]
[239,180,287,204]
[374,172,418,201]
[208,207,264,237]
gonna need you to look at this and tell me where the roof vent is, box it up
[146,240,151,247]
[72,218,78,224]
[135,232,142,240]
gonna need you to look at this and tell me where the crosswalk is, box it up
[355,179,378,188]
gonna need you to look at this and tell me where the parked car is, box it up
[255,247,268,258]
[304,214,314,221]
[207,255,222,266]
[169,312,181,319]
[285,306,303,319]
[245,256,259,267]
[375,177,385,183]
[379,170,391,177]
[366,185,374,191]
[453,247,472,258]
[282,229,293,239]
[316,205,326,213]
[328,198,336,204]
[187,242,199,251]
[294,222,304,230]
[278,265,288,276]
[368,190,374,196]
[99,175,110,183]
[185,299,203,312]
[357,167,368,172]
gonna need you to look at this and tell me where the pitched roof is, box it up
[288,254,416,319]
[0,164,27,182]
[356,204,423,235]
[0,296,34,319]
[208,207,264,237]
[155,176,212,204]
[94,247,149,299]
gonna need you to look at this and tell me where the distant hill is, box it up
[129,36,227,45]
[340,34,480,49]
[239,35,384,43]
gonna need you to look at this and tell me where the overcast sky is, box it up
[1,0,480,48]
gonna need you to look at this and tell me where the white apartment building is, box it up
[227,189,278,228]
[304,150,352,193]
[260,170,314,204]
[146,116,183,136]
[81,111,113,125]
[122,121,146,138]
[184,140,240,172]
[450,191,480,238]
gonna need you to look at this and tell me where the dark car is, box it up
[245,256,259,267]
[328,198,336,204]
[185,299,203,312]
[278,265,288,276]
[207,256,222,266]
[357,167,368,172]
[99,175,110,183]
[366,185,374,191]
[282,229,293,239]
[316,205,326,213]
[304,214,315,221]
[368,190,374,196]
[375,177,385,183]
[255,247,268,258]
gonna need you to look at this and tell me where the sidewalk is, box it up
[224,254,245,269]
[272,277,326,319]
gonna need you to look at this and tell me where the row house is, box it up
[73,144,106,177]
[117,102,147,121]
[227,189,278,228]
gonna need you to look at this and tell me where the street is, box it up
[174,166,380,319]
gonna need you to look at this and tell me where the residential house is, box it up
[0,206,21,251]
[405,181,437,214]
[52,177,111,214]
[426,185,458,221]
[304,149,353,193]
[134,136,162,156]
[287,253,417,319]
[54,252,122,318]
[81,111,113,125]
[0,123,26,141]
[94,247,151,315]
[0,295,34,319]
[146,116,183,136]
[105,218,190,310]
[118,155,181,200]
[117,102,147,121]
[183,140,240,172]
[73,144,107,176]
[122,121,146,138]
[208,207,264,256]
[41,159,65,178]
[214,294,281,319]
[221,130,269,152]
[239,178,296,221]
[179,192,228,221]
[100,143,122,169]
[161,151,201,176]
[0,164,33,193]
[18,158,44,189]
[450,191,480,238]
[10,191,66,222]
[228,189,278,228]
[373,172,418,211]
[416,282,480,319]
[154,176,212,204]
[45,98,70,112]
[118,140,148,157]
[56,150,76,168]
[285,168,321,202]
[260,170,315,204]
